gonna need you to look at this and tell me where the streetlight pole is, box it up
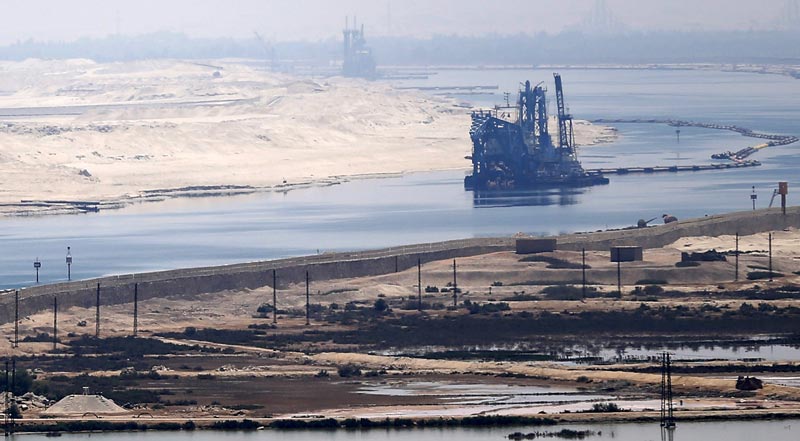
[66,247,73,281]
[34,258,41,284]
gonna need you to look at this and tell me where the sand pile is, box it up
[43,393,129,416]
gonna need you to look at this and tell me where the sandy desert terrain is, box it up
[0,59,615,215]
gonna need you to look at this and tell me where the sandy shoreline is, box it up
[0,58,616,216]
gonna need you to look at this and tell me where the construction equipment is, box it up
[464,74,608,190]
[637,217,658,228]
[252,31,276,72]
[769,188,779,208]
[342,17,376,79]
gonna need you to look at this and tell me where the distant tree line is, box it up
[1,30,799,65]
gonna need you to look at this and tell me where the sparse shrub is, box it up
[467,302,511,315]
[541,285,593,300]
[747,271,784,280]
[643,285,664,296]
[739,302,756,315]
[635,279,667,285]
[519,255,590,269]
[344,302,359,311]
[22,333,52,343]
[590,402,625,412]
[374,298,389,313]
[337,365,362,378]
[256,304,274,314]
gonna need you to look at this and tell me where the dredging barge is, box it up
[464,73,608,190]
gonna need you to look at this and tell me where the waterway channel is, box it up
[0,68,798,289]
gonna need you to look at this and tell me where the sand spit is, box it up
[0,59,614,216]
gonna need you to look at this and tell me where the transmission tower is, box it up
[660,352,676,437]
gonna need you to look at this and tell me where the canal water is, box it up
[14,419,800,441]
[0,69,798,288]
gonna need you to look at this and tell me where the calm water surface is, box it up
[14,419,800,441]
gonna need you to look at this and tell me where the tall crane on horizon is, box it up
[780,0,800,29]
[253,31,276,72]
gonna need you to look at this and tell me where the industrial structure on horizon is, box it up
[464,74,608,191]
[342,17,376,79]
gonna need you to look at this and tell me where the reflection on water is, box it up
[16,419,800,440]
[471,187,582,207]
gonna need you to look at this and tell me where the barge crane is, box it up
[464,73,608,191]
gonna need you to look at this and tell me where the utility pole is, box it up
[11,358,15,401]
[95,283,101,338]
[616,259,622,294]
[14,290,19,348]
[769,233,773,282]
[133,283,139,336]
[734,232,739,282]
[272,269,278,324]
[53,296,58,352]
[660,352,676,430]
[452,259,458,308]
[417,258,422,312]
[305,271,310,326]
[9,358,15,434]
[581,248,587,298]
[751,186,757,211]
[4,360,8,437]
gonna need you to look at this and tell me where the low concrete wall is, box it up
[554,207,800,251]
[1,207,797,325]
[0,238,513,324]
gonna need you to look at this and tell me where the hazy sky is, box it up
[0,0,794,44]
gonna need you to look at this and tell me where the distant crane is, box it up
[253,31,276,72]
[778,0,800,30]
[553,73,576,155]
[582,0,625,34]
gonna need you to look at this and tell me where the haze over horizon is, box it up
[0,0,797,46]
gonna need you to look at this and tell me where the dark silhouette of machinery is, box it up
[464,74,608,190]
[342,17,376,79]
[637,217,658,228]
